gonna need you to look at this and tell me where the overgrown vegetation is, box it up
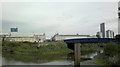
[2,41,74,63]
[2,41,73,55]
[94,42,120,65]
[115,34,120,39]
[3,41,120,65]
[2,41,103,56]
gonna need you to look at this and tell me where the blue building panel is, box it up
[10,28,18,32]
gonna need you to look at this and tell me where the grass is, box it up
[2,41,103,56]
[2,41,73,55]
[93,59,107,65]
[92,55,109,65]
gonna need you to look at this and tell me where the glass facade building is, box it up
[10,28,18,32]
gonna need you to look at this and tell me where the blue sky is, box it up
[1,2,118,38]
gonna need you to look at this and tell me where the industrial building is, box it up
[52,33,96,41]
[1,32,46,42]
[1,28,46,42]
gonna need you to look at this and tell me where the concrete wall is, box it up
[34,35,46,42]
[5,37,35,42]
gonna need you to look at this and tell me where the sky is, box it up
[1,2,119,38]
[0,0,119,2]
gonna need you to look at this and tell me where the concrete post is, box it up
[74,43,81,67]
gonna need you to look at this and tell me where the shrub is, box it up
[103,43,120,65]
[104,43,119,56]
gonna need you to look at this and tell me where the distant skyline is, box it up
[1,2,118,38]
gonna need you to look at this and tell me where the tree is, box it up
[115,34,120,39]
[96,35,100,38]
[2,35,6,42]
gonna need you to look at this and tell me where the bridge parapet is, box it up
[64,38,120,44]
[64,38,120,50]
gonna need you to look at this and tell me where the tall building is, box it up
[100,23,105,38]
[118,2,120,34]
[106,30,114,38]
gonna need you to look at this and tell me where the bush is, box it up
[103,43,120,65]
[104,43,119,56]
